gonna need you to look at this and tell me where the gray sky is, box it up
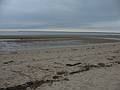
[0,0,120,32]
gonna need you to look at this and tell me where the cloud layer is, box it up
[0,0,120,31]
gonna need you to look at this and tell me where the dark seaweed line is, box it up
[0,78,68,90]
[69,64,109,75]
[69,61,120,75]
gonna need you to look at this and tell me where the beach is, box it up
[0,0,120,89]
[0,37,120,90]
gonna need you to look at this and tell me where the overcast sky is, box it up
[0,0,120,32]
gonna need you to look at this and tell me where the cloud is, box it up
[0,0,120,31]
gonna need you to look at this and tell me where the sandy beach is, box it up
[0,40,120,90]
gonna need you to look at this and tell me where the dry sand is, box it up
[0,42,120,90]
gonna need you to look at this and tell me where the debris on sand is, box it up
[66,62,81,67]
[3,60,14,64]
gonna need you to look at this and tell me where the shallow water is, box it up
[0,40,82,51]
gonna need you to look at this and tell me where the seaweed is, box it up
[66,62,81,67]
[3,61,14,64]
[0,78,69,90]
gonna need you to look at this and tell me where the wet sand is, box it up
[0,39,120,90]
